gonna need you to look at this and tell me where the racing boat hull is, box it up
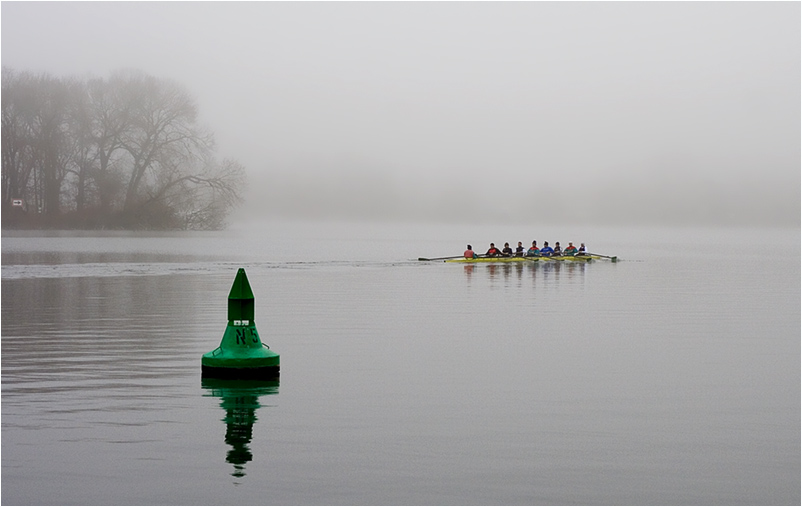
[445,255,594,263]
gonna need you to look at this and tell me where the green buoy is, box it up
[201,268,280,379]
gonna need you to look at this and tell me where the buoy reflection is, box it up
[202,378,279,480]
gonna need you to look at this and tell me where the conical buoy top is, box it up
[228,268,255,324]
[229,268,255,300]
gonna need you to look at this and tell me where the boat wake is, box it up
[1,259,423,280]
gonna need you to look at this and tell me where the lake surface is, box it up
[2,222,799,505]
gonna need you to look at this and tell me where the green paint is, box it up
[227,267,255,323]
[202,268,280,378]
[201,378,278,479]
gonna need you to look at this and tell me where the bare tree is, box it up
[116,71,213,215]
[87,73,132,213]
[147,157,245,229]
[63,78,96,213]
[2,67,245,229]
[25,73,71,217]
[2,70,70,217]
[1,67,31,209]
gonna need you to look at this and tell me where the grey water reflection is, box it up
[201,378,279,480]
[462,259,587,285]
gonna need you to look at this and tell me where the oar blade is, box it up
[586,252,618,262]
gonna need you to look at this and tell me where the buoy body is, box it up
[201,268,280,379]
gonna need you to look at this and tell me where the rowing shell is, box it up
[445,255,594,263]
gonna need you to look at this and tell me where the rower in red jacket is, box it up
[464,244,478,259]
[486,243,503,256]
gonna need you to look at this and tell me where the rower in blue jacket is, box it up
[540,241,554,257]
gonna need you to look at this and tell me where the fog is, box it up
[2,2,799,227]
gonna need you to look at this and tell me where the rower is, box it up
[553,242,563,256]
[540,241,554,257]
[515,242,525,257]
[577,243,587,256]
[564,242,578,256]
[464,244,477,259]
[501,242,513,257]
[527,241,540,257]
[486,243,502,257]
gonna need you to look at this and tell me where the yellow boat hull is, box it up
[445,255,593,263]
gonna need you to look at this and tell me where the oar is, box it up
[587,252,618,262]
[537,251,560,260]
[418,255,469,261]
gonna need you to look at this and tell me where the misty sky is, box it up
[2,2,799,226]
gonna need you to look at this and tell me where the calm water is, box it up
[2,222,799,505]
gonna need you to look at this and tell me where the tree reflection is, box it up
[202,378,279,480]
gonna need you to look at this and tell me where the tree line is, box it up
[2,67,246,230]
